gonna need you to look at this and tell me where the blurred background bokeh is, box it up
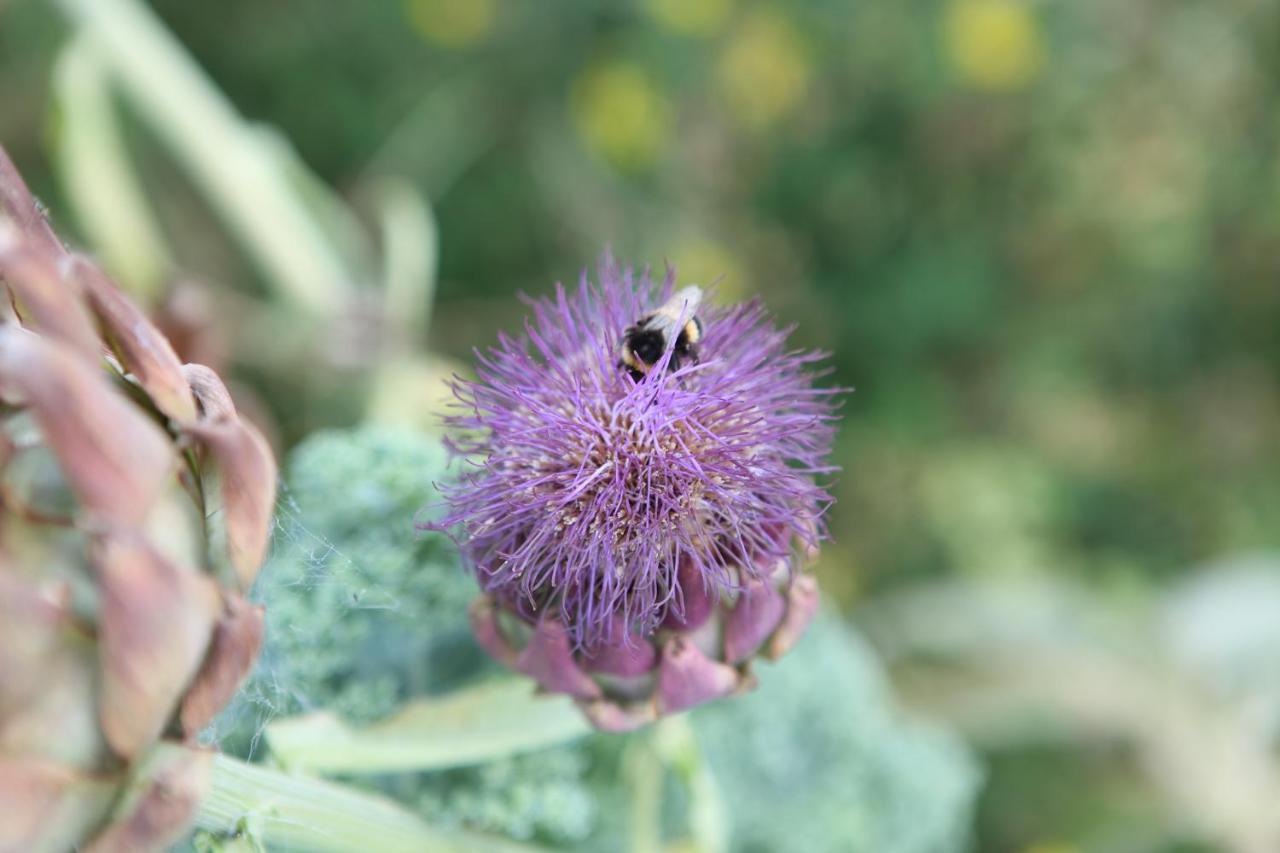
[4,0,1280,850]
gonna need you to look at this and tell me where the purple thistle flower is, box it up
[431,256,841,728]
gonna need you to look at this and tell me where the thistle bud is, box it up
[433,258,839,730]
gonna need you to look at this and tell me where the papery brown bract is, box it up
[0,146,276,852]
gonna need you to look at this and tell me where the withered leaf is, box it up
[0,146,64,260]
[0,325,175,527]
[0,246,100,362]
[0,758,116,853]
[180,363,237,423]
[83,747,212,853]
[180,594,264,737]
[92,533,219,761]
[180,366,277,591]
[0,571,103,765]
[73,258,196,424]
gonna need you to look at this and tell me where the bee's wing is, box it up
[665,285,703,318]
[644,287,698,336]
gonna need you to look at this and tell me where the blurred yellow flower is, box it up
[406,0,496,49]
[571,62,671,173]
[668,238,746,300]
[944,0,1045,91]
[717,9,811,129]
[645,0,734,37]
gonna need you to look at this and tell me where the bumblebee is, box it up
[619,285,704,381]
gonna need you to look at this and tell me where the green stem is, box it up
[375,177,438,349]
[622,732,663,853]
[53,34,171,300]
[654,716,729,853]
[265,679,592,775]
[194,750,546,853]
[53,0,354,316]
[621,717,730,853]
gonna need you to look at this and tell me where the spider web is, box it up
[203,428,481,762]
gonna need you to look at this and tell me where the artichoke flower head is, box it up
[432,258,840,730]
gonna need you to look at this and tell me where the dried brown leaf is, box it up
[0,570,64,700]
[83,748,212,853]
[181,363,237,422]
[73,258,196,423]
[0,246,100,361]
[182,379,277,590]
[93,534,219,761]
[0,573,105,765]
[0,325,175,526]
[0,146,63,259]
[180,594,264,737]
[0,758,116,853]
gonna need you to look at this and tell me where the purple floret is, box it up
[431,256,840,648]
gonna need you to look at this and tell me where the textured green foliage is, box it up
[693,616,979,853]
[219,426,978,850]
[219,426,479,737]
[415,748,598,844]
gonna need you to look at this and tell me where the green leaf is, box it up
[265,679,592,775]
[53,34,172,300]
[53,0,356,315]
[194,750,549,853]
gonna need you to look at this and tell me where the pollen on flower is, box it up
[430,256,839,650]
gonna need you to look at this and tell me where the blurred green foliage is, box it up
[3,0,1279,849]
[692,614,977,852]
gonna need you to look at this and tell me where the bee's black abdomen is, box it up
[620,301,703,382]
[626,328,666,367]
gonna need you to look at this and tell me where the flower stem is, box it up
[622,731,663,853]
[654,716,729,853]
[623,716,730,853]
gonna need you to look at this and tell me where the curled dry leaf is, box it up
[0,246,101,362]
[82,748,213,853]
[181,363,237,422]
[73,258,196,424]
[0,147,63,260]
[180,594,265,737]
[0,758,116,853]
[182,364,277,591]
[0,325,174,527]
[92,533,219,761]
[0,569,66,703]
